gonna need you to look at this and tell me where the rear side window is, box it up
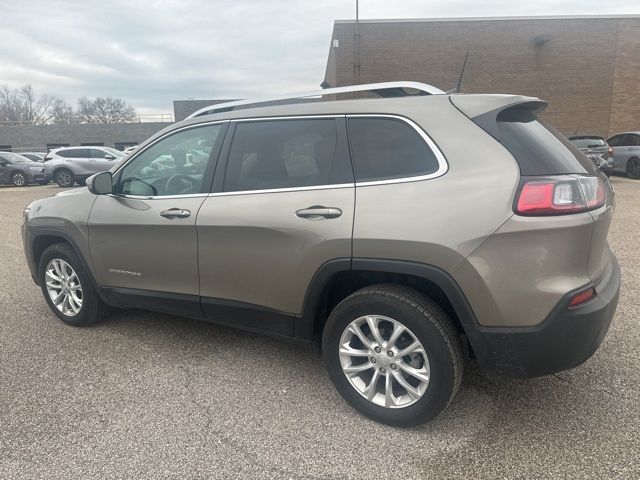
[58,149,89,158]
[348,117,440,182]
[607,135,622,146]
[90,149,107,158]
[493,108,594,175]
[223,118,352,192]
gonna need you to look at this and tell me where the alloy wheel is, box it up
[339,315,430,408]
[45,259,83,316]
[56,171,72,187]
[12,173,26,186]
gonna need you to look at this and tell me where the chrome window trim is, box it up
[108,114,448,200]
[230,114,345,123]
[210,183,354,197]
[107,193,209,200]
[346,114,449,187]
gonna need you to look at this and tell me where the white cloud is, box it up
[0,0,637,112]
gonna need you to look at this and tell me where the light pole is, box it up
[355,0,360,84]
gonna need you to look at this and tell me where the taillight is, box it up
[515,176,606,215]
[608,146,613,157]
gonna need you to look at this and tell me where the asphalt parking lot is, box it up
[1,180,639,479]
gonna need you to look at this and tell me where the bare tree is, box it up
[50,98,77,125]
[0,85,63,125]
[76,96,137,124]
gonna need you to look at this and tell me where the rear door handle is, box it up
[160,208,191,219]
[295,206,342,220]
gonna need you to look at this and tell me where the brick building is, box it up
[323,15,640,137]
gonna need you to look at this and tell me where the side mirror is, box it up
[86,171,113,195]
[104,154,116,160]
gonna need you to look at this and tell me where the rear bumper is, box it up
[463,254,620,378]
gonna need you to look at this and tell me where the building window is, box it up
[81,142,104,146]
[0,145,11,152]
[114,142,138,151]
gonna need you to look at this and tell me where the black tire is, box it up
[322,284,463,427]
[11,171,27,186]
[54,169,75,187]
[38,243,110,327]
[627,157,640,179]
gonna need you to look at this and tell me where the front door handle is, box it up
[296,206,342,220]
[160,208,191,219]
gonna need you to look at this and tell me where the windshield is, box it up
[569,137,607,148]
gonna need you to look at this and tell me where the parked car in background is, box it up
[0,151,46,186]
[123,146,138,155]
[567,135,613,176]
[44,146,125,187]
[19,152,46,163]
[607,131,640,179]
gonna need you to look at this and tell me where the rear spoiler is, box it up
[450,94,547,141]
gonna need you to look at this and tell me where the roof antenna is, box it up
[446,51,469,94]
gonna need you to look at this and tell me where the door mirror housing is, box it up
[86,171,113,195]
[104,154,116,160]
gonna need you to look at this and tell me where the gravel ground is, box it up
[1,180,639,479]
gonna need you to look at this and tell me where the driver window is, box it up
[116,124,222,197]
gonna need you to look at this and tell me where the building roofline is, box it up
[335,14,640,24]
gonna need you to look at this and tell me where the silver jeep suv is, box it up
[44,146,125,187]
[22,82,620,427]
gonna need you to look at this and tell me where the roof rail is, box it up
[186,81,445,119]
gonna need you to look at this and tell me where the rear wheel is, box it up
[55,169,75,187]
[11,172,27,186]
[38,243,110,326]
[627,158,640,179]
[322,284,463,427]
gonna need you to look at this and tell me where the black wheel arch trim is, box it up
[298,257,479,342]
[29,228,110,304]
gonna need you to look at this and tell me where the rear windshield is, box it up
[494,108,594,175]
[568,137,607,148]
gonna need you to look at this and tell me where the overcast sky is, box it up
[1,0,638,113]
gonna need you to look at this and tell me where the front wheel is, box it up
[38,243,110,326]
[322,284,463,427]
[627,158,640,179]
[11,172,27,186]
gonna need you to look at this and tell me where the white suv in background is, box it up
[44,146,125,187]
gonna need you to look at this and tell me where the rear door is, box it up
[196,116,354,337]
[609,134,632,172]
[59,148,91,175]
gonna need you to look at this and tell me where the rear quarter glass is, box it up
[477,106,597,176]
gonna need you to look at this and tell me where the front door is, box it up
[197,117,354,337]
[88,122,227,299]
